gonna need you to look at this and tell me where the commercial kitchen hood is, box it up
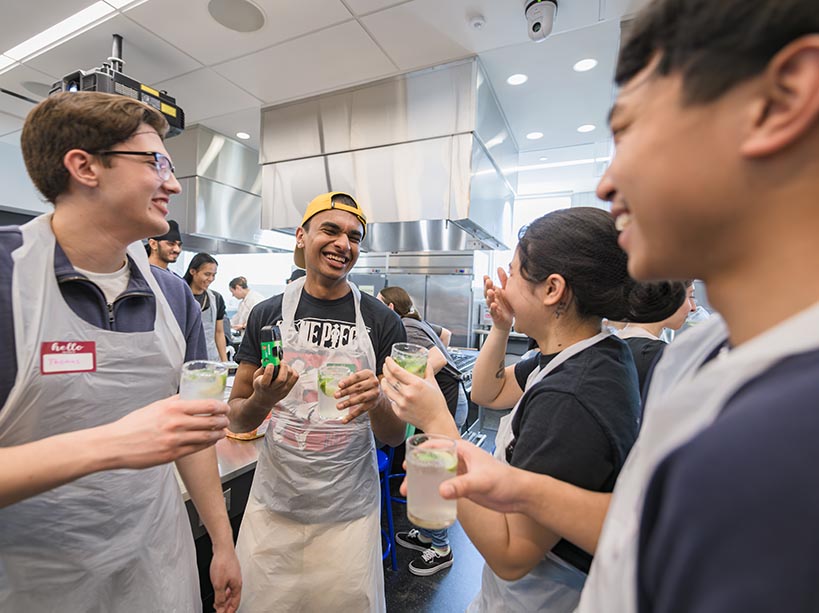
[164,125,293,255]
[260,58,515,252]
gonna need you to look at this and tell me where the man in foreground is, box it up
[0,92,241,612]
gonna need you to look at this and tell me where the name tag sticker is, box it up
[40,341,97,375]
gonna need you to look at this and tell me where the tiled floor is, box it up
[383,425,499,613]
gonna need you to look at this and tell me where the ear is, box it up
[148,238,158,252]
[537,273,568,307]
[63,149,101,188]
[295,226,305,246]
[388,302,395,311]
[742,35,819,158]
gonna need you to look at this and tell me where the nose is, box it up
[596,166,616,203]
[163,172,182,194]
[334,233,351,251]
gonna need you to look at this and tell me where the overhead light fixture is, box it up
[573,58,598,72]
[506,73,528,86]
[539,156,549,161]
[0,1,145,76]
[236,132,251,140]
[577,124,596,133]
[526,132,544,140]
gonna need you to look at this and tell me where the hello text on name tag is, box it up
[40,341,97,375]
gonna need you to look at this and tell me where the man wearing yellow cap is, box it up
[229,192,407,612]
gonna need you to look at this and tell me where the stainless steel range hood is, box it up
[260,58,515,252]
[165,125,293,254]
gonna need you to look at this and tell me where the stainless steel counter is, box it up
[177,435,262,501]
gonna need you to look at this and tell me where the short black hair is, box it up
[617,0,819,104]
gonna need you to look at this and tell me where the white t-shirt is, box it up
[75,260,130,305]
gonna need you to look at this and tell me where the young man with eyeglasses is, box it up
[0,92,241,612]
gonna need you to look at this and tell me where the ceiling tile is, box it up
[0,0,95,53]
[24,14,202,85]
[0,112,24,136]
[198,107,262,153]
[213,21,396,105]
[480,19,620,152]
[153,68,262,124]
[344,0,410,16]
[124,0,353,67]
[0,130,22,145]
[0,64,57,120]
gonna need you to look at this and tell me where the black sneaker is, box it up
[409,547,454,576]
[395,528,432,552]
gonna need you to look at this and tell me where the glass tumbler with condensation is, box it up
[406,433,458,530]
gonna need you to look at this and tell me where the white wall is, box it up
[484,196,571,285]
[0,140,51,215]
[174,251,297,313]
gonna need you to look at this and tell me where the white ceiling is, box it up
[0,0,646,198]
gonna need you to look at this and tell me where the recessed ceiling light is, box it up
[236,132,251,140]
[539,156,549,161]
[573,58,598,72]
[526,131,544,140]
[208,0,265,33]
[506,73,528,86]
[577,124,596,133]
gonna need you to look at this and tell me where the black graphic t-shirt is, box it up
[236,287,406,375]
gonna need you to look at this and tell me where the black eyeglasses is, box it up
[95,150,176,182]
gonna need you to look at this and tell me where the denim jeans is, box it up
[419,527,449,549]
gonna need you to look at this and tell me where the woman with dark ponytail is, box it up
[381,207,678,611]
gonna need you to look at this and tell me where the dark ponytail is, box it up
[379,286,421,321]
[517,207,683,323]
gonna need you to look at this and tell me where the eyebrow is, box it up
[319,221,362,239]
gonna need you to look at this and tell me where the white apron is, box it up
[201,288,219,361]
[236,277,385,613]
[470,332,611,613]
[0,214,199,612]
[578,303,819,613]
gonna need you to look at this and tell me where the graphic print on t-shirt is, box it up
[271,317,372,350]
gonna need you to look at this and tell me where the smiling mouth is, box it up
[612,202,632,232]
[323,252,349,265]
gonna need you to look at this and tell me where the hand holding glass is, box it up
[391,343,429,378]
[317,365,351,420]
[406,434,458,530]
[180,360,228,400]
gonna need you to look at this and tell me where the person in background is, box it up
[145,218,182,271]
[185,252,228,362]
[377,285,462,576]
[229,276,264,332]
[228,191,406,612]
[391,1,819,611]
[0,92,240,612]
[286,268,306,284]
[383,207,676,612]
[617,280,694,391]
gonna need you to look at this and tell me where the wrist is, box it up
[492,323,512,334]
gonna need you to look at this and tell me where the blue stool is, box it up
[377,448,398,571]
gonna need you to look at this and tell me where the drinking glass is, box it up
[180,360,228,400]
[390,343,429,378]
[406,434,458,530]
[316,364,351,420]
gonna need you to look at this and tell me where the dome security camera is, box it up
[525,0,557,42]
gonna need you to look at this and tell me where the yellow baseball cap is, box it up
[294,192,367,268]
